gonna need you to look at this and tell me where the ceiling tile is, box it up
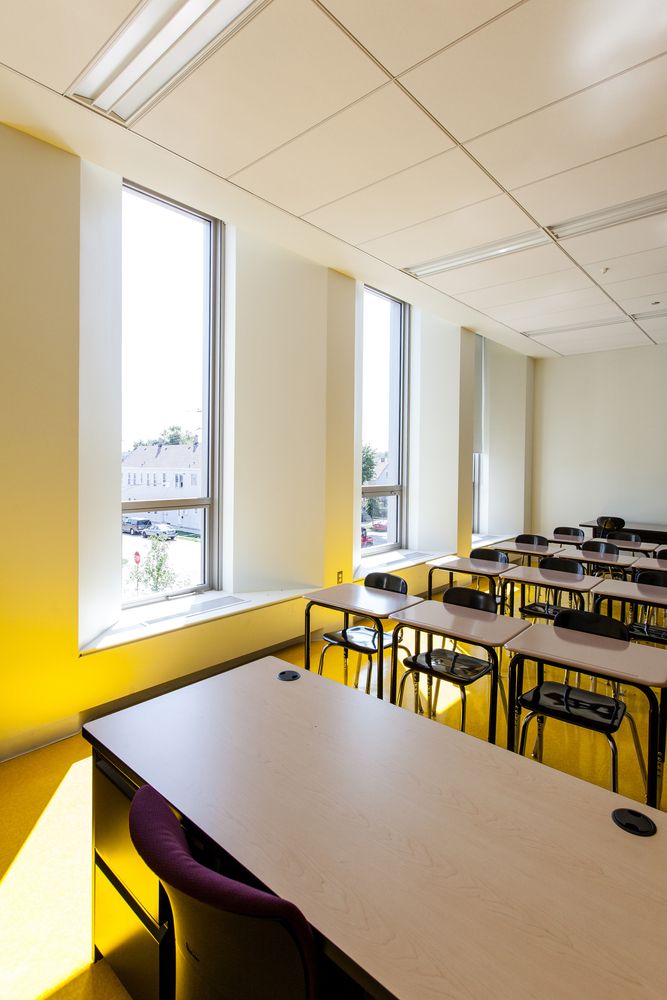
[514,137,667,225]
[0,0,138,92]
[619,294,667,314]
[302,147,498,244]
[530,322,649,354]
[561,213,667,264]
[318,0,516,75]
[134,0,387,177]
[424,244,573,295]
[229,82,452,216]
[636,317,667,341]
[458,268,594,310]
[466,54,667,191]
[401,0,667,142]
[582,246,667,284]
[516,303,628,333]
[486,287,613,324]
[359,195,536,269]
[603,271,667,302]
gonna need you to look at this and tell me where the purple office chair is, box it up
[129,784,318,1000]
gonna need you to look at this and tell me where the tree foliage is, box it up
[361,443,377,485]
[129,537,177,594]
[133,425,195,449]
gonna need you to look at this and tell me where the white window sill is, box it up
[354,548,448,579]
[80,587,305,654]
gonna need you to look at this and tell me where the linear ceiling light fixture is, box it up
[523,316,630,338]
[632,307,667,322]
[67,0,264,123]
[406,230,551,278]
[548,190,667,241]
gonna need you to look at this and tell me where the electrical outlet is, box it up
[336,570,343,584]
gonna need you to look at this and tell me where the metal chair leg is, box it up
[459,686,467,732]
[606,735,619,793]
[317,643,332,677]
[365,655,373,695]
[518,712,537,757]
[624,712,648,789]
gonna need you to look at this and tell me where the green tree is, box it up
[139,537,177,593]
[361,443,377,485]
[133,426,195,449]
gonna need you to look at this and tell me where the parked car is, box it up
[143,522,176,540]
[361,527,373,548]
[122,516,152,535]
[372,519,388,532]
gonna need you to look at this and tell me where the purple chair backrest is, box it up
[129,785,317,1000]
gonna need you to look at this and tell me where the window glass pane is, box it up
[121,509,205,602]
[361,290,402,486]
[122,188,210,501]
[361,495,399,549]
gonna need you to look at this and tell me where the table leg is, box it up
[487,646,499,745]
[304,601,314,671]
[507,654,523,752]
[427,566,436,600]
[390,627,400,705]
[642,683,661,808]
[658,690,667,809]
[374,617,384,700]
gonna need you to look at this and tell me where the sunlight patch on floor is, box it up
[0,757,92,1000]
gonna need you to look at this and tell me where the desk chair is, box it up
[317,572,410,693]
[581,539,625,579]
[518,556,586,623]
[129,785,318,1000]
[607,530,641,543]
[469,546,510,610]
[553,526,584,542]
[516,610,646,793]
[596,515,625,536]
[515,533,549,566]
[398,588,500,732]
[627,569,667,645]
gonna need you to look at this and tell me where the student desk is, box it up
[593,578,667,646]
[552,534,657,554]
[302,584,422,699]
[83,657,667,1000]
[580,519,667,545]
[426,555,510,602]
[632,556,667,575]
[504,623,667,807]
[557,546,637,576]
[499,564,601,616]
[387,600,530,740]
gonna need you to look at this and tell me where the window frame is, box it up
[121,183,223,607]
[360,286,409,557]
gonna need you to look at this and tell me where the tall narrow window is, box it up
[360,287,407,554]
[121,186,220,604]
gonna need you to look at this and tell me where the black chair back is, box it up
[553,526,584,541]
[443,587,497,614]
[582,539,619,556]
[516,533,548,546]
[596,515,625,535]
[539,556,584,575]
[657,549,667,562]
[554,608,629,641]
[469,547,509,564]
[364,571,408,595]
[636,570,667,588]
[607,531,641,542]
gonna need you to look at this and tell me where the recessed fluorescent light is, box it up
[406,230,550,278]
[632,307,667,321]
[67,0,264,123]
[548,190,667,241]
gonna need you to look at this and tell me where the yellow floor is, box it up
[0,609,661,998]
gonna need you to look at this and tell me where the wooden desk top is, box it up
[84,657,667,1000]
[593,578,667,608]
[632,556,667,573]
[505,623,667,687]
[559,546,637,568]
[389,600,530,646]
[500,565,600,593]
[426,555,509,577]
[303,583,422,617]
[498,540,564,556]
[581,519,667,532]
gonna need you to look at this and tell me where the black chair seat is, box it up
[519,600,563,621]
[403,649,491,685]
[321,625,393,654]
[519,681,626,735]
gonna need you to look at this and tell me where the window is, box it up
[360,287,407,554]
[121,186,221,605]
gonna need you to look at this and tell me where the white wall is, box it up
[532,344,667,532]
[224,228,328,591]
[481,340,533,536]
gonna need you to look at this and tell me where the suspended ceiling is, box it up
[2,0,667,357]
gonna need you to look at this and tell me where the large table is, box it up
[504,623,667,807]
[581,519,667,545]
[499,563,601,616]
[302,584,422,699]
[84,657,667,1000]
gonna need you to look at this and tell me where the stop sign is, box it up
[134,551,141,565]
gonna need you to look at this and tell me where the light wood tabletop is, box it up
[497,540,564,557]
[633,556,667,573]
[500,564,600,592]
[592,578,667,608]
[84,657,667,1000]
[389,599,530,647]
[426,556,509,575]
[558,545,638,569]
